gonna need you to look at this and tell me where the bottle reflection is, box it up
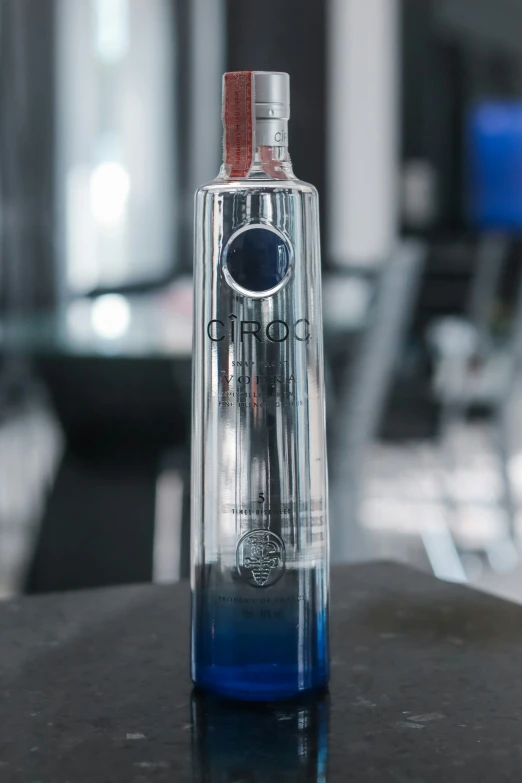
[191,691,328,782]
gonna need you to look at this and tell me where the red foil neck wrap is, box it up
[223,71,255,178]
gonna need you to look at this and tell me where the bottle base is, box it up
[192,664,329,702]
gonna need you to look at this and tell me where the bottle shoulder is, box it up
[196,176,318,198]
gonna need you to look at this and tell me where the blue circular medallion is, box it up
[224,225,291,295]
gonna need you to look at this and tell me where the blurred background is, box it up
[3,0,522,601]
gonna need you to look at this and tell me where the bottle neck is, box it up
[251,142,293,179]
[253,117,291,177]
[221,135,293,180]
[221,72,293,180]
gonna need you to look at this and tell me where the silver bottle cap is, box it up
[254,72,290,120]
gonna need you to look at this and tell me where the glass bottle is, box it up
[191,71,329,700]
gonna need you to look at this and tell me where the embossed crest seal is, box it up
[236,530,286,588]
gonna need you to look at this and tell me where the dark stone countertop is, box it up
[1,562,521,782]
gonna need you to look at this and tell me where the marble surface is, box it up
[1,562,521,781]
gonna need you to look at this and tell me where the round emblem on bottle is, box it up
[223,224,292,298]
[236,529,286,588]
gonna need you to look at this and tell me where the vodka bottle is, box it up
[191,71,329,700]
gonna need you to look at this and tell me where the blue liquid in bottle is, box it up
[193,566,329,700]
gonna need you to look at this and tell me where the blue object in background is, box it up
[467,101,522,231]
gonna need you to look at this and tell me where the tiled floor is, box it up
[330,400,522,604]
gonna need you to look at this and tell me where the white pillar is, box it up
[327,0,400,269]
[55,0,176,294]
[188,0,225,191]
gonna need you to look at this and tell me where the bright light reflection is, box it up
[91,294,130,339]
[93,0,129,64]
[509,453,522,499]
[90,162,130,225]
